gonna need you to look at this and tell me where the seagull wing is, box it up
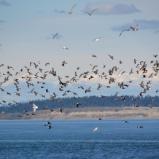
[68,3,77,14]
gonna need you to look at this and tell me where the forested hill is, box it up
[0,96,159,113]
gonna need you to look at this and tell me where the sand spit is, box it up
[1,107,159,120]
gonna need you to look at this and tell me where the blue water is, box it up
[0,120,159,159]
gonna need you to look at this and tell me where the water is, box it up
[0,120,159,159]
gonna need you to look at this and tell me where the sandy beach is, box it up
[1,106,159,120]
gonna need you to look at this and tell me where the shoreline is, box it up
[1,106,159,120]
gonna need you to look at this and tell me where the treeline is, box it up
[0,95,159,113]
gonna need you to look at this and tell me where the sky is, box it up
[0,0,159,66]
[0,0,159,102]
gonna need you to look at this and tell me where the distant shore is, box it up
[1,106,159,120]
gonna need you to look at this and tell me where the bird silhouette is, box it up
[84,8,97,16]
[68,2,78,15]
[119,24,139,37]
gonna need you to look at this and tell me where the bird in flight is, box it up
[108,54,114,60]
[92,37,104,42]
[92,54,97,58]
[153,54,158,58]
[84,8,98,16]
[32,103,38,113]
[119,24,139,37]
[61,60,67,67]
[68,2,78,15]
[49,33,62,40]
[62,46,69,50]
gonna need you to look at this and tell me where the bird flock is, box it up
[0,54,159,106]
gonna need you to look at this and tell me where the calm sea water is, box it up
[0,119,159,159]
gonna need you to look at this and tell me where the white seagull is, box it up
[62,46,69,50]
[92,37,104,42]
[32,103,38,113]
[92,127,98,132]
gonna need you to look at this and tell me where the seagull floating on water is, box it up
[92,127,98,132]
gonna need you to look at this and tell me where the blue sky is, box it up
[0,0,159,67]
[0,0,159,102]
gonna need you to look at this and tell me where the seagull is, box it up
[68,2,78,15]
[44,121,52,129]
[59,108,63,113]
[62,60,67,67]
[134,58,137,64]
[92,37,104,42]
[92,54,97,58]
[119,60,123,64]
[0,64,4,67]
[32,103,38,113]
[119,24,139,37]
[137,125,143,129]
[108,54,114,60]
[130,25,139,31]
[84,8,97,16]
[76,102,81,108]
[123,120,128,123]
[62,46,69,50]
[92,127,98,132]
[153,54,158,58]
[45,62,50,66]
[49,33,62,40]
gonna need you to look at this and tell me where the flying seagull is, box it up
[49,33,62,40]
[108,54,114,60]
[92,54,97,58]
[92,37,104,42]
[68,2,78,14]
[84,8,97,16]
[32,103,38,113]
[119,24,139,37]
[62,46,69,50]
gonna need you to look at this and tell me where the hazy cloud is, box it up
[112,19,159,31]
[83,2,140,15]
[0,0,11,7]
